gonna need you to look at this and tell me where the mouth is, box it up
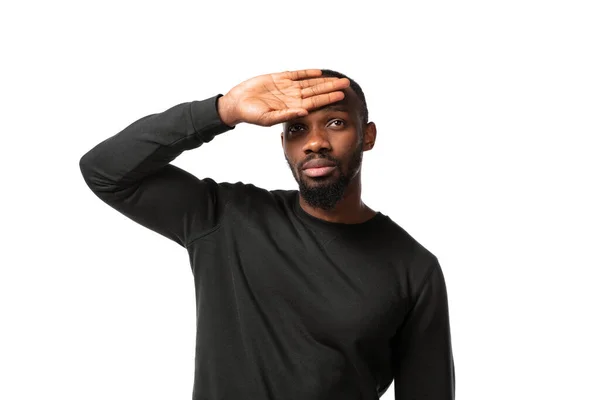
[302,166,337,178]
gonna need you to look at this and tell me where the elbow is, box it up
[78,151,115,195]
[79,152,94,188]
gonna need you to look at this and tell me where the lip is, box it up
[302,159,336,170]
[303,166,337,178]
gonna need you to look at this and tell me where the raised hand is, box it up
[217,69,350,127]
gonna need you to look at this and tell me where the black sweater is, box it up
[79,95,455,400]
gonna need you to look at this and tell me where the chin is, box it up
[301,174,337,187]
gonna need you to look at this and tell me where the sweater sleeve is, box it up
[78,95,235,248]
[391,258,456,399]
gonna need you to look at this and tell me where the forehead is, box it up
[282,88,362,128]
[309,87,360,116]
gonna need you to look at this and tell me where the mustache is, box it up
[298,155,339,169]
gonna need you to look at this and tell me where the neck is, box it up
[298,174,376,224]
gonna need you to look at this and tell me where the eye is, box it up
[328,119,346,128]
[287,124,305,134]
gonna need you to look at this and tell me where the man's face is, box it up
[281,88,373,210]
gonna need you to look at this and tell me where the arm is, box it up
[79,69,351,248]
[391,259,455,399]
[78,96,234,247]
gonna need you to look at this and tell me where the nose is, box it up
[302,126,331,154]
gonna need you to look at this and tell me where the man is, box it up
[79,69,455,399]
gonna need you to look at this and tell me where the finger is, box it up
[258,108,308,126]
[278,69,323,81]
[301,91,346,110]
[300,78,350,98]
[296,77,342,89]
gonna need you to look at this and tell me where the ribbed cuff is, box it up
[190,94,235,143]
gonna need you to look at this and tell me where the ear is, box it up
[362,122,377,151]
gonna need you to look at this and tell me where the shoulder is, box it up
[379,216,437,259]
[209,179,297,213]
[378,215,440,285]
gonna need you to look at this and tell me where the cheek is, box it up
[283,146,299,167]
[334,135,360,157]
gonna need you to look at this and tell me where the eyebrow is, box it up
[284,104,350,126]
[313,103,350,113]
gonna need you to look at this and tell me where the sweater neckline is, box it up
[292,191,386,233]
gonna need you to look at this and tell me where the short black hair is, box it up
[320,69,369,125]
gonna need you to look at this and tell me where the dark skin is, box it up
[217,69,377,224]
[280,87,378,224]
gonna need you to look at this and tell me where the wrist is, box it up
[217,94,238,127]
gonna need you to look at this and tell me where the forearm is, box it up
[393,259,455,399]
[79,95,233,196]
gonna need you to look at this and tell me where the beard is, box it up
[285,138,364,211]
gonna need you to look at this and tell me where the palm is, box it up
[228,70,350,126]
[245,81,304,115]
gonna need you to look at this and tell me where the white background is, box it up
[1,0,599,399]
